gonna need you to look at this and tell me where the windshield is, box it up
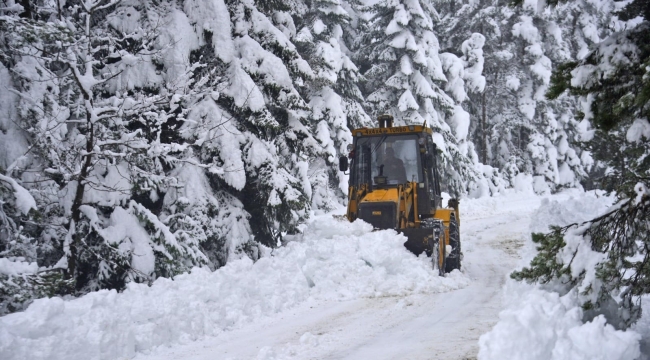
[353,134,422,186]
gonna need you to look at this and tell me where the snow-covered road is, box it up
[4,190,644,360]
[2,202,467,360]
[134,194,543,360]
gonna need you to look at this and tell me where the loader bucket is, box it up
[400,228,435,256]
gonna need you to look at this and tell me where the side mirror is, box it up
[448,198,459,210]
[339,156,349,172]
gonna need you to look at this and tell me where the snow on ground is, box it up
[478,191,644,360]
[3,189,646,360]
[0,212,468,360]
[130,190,558,360]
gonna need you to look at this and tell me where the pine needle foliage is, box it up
[513,0,650,329]
[511,228,570,284]
[513,195,650,328]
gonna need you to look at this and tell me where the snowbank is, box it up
[479,284,640,360]
[0,216,468,360]
[528,190,614,234]
[478,191,642,360]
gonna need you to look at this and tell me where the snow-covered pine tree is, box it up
[439,0,610,192]
[0,5,71,315]
[169,0,321,249]
[439,0,528,185]
[509,6,571,193]
[513,0,650,328]
[0,172,69,315]
[152,0,264,268]
[230,0,322,244]
[542,0,617,189]
[0,52,28,249]
[514,0,613,193]
[293,0,372,210]
[358,0,481,196]
[1,0,208,292]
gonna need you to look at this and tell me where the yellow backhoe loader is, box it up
[338,115,461,275]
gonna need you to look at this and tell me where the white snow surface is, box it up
[478,191,643,360]
[0,258,38,276]
[0,174,37,215]
[0,215,468,360]
[479,285,641,360]
[2,190,647,360]
[130,190,562,360]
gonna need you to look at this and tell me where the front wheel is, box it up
[445,216,461,273]
[430,231,445,277]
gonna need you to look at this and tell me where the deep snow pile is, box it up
[478,191,642,360]
[0,216,468,360]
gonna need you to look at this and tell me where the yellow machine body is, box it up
[341,118,461,273]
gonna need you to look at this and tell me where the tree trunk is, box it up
[481,90,487,164]
[67,7,97,281]
[67,118,94,281]
[18,0,32,19]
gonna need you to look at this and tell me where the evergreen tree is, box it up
[438,0,608,192]
[358,0,481,195]
[159,0,266,266]
[513,0,650,328]
[184,0,318,247]
[1,0,207,293]
[293,0,372,210]
[440,0,523,184]
[0,31,68,314]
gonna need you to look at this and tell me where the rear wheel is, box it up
[445,216,461,273]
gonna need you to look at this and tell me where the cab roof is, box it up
[351,125,433,137]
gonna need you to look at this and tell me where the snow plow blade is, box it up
[400,228,435,256]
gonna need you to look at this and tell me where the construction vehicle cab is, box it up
[339,115,461,274]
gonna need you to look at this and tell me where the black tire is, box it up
[422,219,446,276]
[445,217,461,273]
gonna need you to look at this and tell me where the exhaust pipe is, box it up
[377,114,393,128]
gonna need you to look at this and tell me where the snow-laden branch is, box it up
[0,174,37,215]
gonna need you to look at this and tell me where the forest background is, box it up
[0,0,647,330]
